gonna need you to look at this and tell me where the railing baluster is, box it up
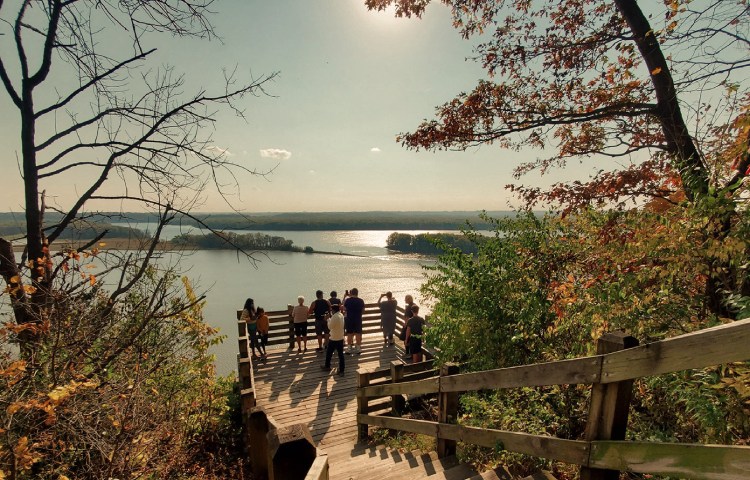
[580,332,639,480]
[391,360,405,415]
[357,371,371,440]
[437,362,460,458]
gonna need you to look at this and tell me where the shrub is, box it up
[0,260,245,479]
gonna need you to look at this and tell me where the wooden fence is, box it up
[236,303,416,479]
[237,318,328,480]
[241,303,413,351]
[356,318,750,480]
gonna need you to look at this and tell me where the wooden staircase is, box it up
[240,306,750,479]
[248,335,532,479]
[323,443,510,480]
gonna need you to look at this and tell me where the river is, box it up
[3,227,451,376]
[135,227,439,376]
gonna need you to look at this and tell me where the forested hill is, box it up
[0,211,516,232]
[186,211,514,230]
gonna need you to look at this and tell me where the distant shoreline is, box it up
[1,210,517,234]
[11,238,369,257]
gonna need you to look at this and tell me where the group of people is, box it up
[292,289,365,377]
[240,298,269,361]
[240,289,427,373]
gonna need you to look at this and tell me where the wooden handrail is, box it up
[600,318,750,383]
[356,318,750,480]
[360,318,750,397]
[588,441,749,478]
[237,316,329,479]
[237,303,400,351]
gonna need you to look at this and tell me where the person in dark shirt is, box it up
[401,294,415,358]
[329,290,342,308]
[405,304,426,363]
[343,288,365,355]
[309,290,332,352]
[378,291,398,346]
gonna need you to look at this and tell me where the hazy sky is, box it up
[0,1,590,213]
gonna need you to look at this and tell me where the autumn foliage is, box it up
[367,0,748,211]
[368,1,749,474]
[0,261,244,479]
[0,2,265,475]
[421,208,749,475]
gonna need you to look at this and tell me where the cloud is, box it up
[260,148,292,160]
[204,145,234,157]
[370,147,381,153]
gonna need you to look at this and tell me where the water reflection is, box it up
[5,230,440,376]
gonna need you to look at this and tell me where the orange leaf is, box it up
[651,67,662,75]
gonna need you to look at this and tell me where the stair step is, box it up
[422,462,479,480]
[521,471,558,480]
[407,455,461,479]
[338,452,459,480]
[331,446,425,470]
[333,449,435,479]
[467,465,514,480]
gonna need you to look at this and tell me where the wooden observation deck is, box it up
[238,305,750,480]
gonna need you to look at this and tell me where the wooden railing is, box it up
[356,318,750,480]
[237,317,328,479]
[240,303,414,351]
[235,303,429,479]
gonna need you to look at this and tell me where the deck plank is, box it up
[253,336,407,478]
[252,335,512,480]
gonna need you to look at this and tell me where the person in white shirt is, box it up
[321,304,345,375]
[292,296,309,353]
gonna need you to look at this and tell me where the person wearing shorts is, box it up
[256,307,269,360]
[309,290,331,352]
[343,288,365,354]
[292,295,309,353]
[377,291,398,346]
[405,305,426,363]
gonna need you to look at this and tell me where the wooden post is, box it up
[248,407,271,478]
[357,371,371,441]
[267,423,317,480]
[581,332,639,480]
[238,358,253,390]
[437,362,460,458]
[287,304,295,350]
[390,361,406,415]
[238,316,249,360]
[240,386,256,413]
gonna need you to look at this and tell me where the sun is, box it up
[356,2,404,27]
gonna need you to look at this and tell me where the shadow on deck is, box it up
[252,335,406,450]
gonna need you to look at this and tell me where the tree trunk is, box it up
[614,0,746,317]
[613,0,709,201]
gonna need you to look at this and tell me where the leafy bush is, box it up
[420,208,750,473]
[0,258,245,479]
